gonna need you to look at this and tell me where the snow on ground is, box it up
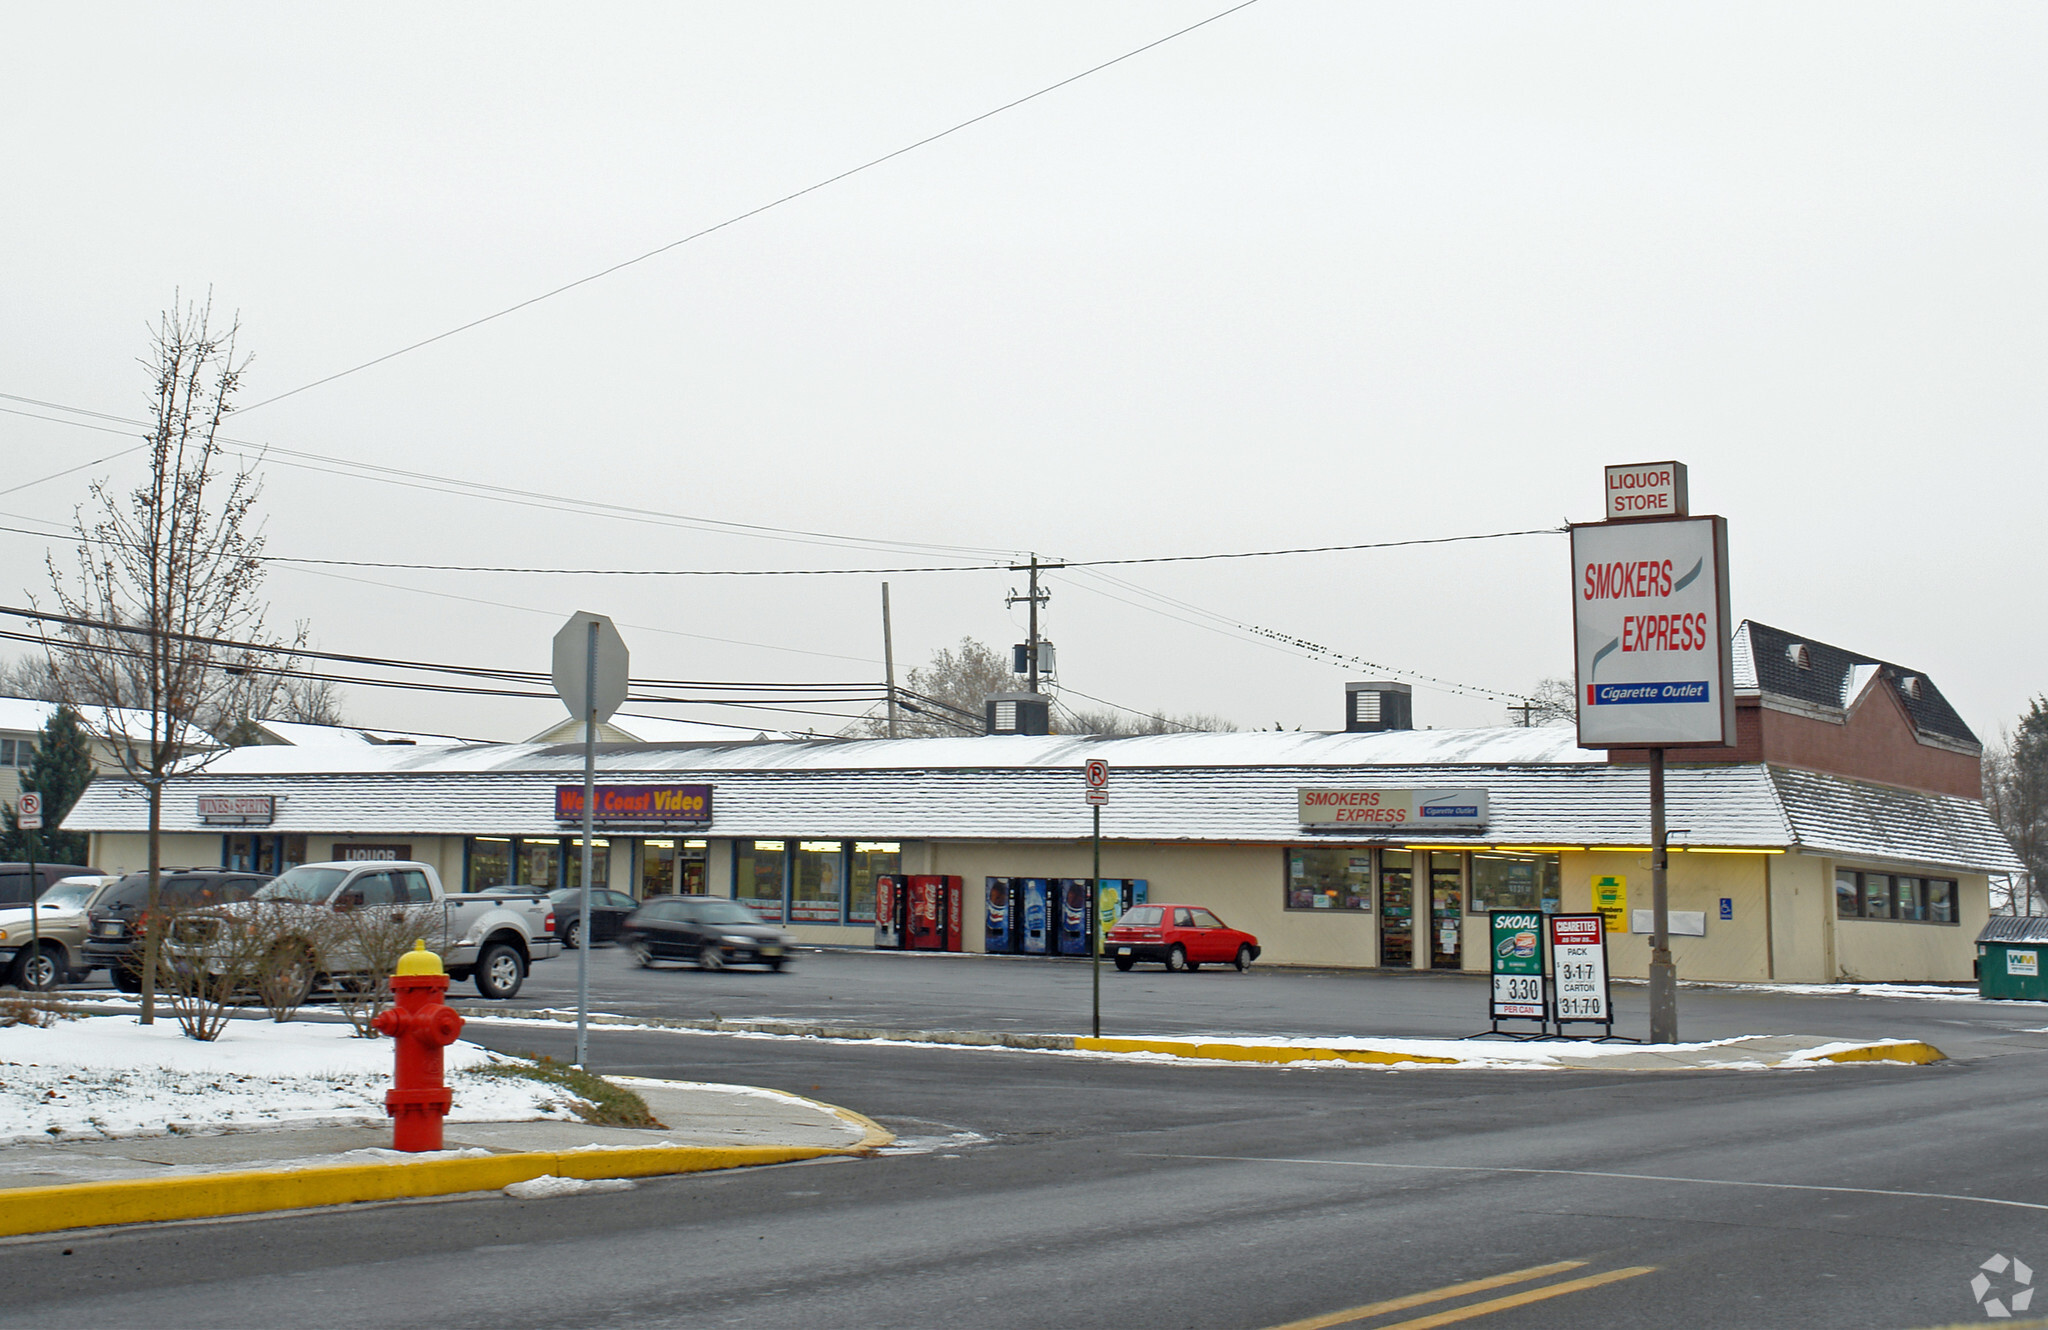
[0,1014,586,1143]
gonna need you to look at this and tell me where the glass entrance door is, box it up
[1378,851,1413,968]
[1429,852,1464,969]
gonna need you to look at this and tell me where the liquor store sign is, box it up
[555,783,712,824]
[1298,788,1488,830]
[197,795,275,826]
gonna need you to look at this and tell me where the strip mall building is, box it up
[66,623,2020,984]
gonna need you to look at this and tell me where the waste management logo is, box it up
[1970,1252,2033,1318]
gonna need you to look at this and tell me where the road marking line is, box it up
[1138,1153,2048,1214]
[1374,1266,1657,1329]
[1262,1261,1587,1330]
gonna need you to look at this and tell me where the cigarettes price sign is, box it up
[1489,911,1547,1021]
[1548,914,1612,1026]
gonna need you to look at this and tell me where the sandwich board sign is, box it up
[1548,914,1613,1034]
[1488,911,1547,1033]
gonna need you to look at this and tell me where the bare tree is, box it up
[1507,676,1577,727]
[1055,704,1238,736]
[0,653,62,702]
[850,637,1018,737]
[1985,700,2047,914]
[40,295,288,1024]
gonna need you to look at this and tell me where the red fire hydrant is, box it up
[372,941,465,1152]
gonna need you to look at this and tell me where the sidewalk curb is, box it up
[0,1143,847,1240]
[1809,1041,1946,1065]
[1073,1037,1461,1066]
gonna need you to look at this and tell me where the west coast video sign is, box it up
[555,783,712,824]
[1298,788,1488,830]
[1570,513,1735,748]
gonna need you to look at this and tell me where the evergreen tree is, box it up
[1,704,95,864]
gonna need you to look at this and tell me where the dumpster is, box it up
[1976,916,2048,1000]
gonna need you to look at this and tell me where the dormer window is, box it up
[1900,675,1923,700]
[1786,643,1810,669]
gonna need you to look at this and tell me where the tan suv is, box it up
[0,873,114,990]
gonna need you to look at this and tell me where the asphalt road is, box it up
[6,971,2048,1329]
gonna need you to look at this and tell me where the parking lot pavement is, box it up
[486,943,2048,1058]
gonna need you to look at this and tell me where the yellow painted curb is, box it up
[1073,1037,1459,1067]
[0,1144,837,1240]
[1811,1041,1946,1065]
[788,1095,895,1152]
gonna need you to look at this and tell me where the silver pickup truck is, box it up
[220,860,559,999]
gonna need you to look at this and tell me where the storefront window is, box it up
[519,841,561,889]
[1285,847,1371,910]
[680,840,708,893]
[563,839,610,891]
[849,842,899,924]
[1895,876,1925,921]
[1837,870,1957,924]
[1928,879,1956,923]
[736,840,785,922]
[1836,869,1859,918]
[1470,853,1561,913]
[467,839,512,891]
[1863,873,1894,919]
[282,835,307,869]
[641,839,676,896]
[791,841,844,922]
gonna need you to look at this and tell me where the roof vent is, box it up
[1900,675,1923,700]
[984,692,1050,736]
[1345,681,1413,733]
[1786,642,1810,669]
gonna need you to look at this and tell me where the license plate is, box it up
[99,922,123,937]
[760,946,782,957]
[1118,947,1132,956]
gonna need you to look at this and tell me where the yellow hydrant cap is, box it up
[395,939,444,977]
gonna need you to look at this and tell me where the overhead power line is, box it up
[231,0,1268,414]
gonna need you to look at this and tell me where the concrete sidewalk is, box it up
[0,1077,890,1238]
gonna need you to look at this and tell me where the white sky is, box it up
[3,3,2043,743]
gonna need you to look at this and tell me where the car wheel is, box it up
[561,918,581,950]
[1235,945,1255,973]
[698,945,726,972]
[627,939,654,968]
[263,944,317,1008]
[1113,956,1134,972]
[1165,945,1188,973]
[767,958,786,972]
[112,962,142,994]
[11,944,61,992]
[474,942,526,999]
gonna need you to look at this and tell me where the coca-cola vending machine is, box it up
[873,874,904,949]
[905,875,963,951]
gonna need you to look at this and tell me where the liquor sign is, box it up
[1548,914,1613,1028]
[1604,461,1688,520]
[1489,911,1547,1024]
[1299,788,1489,830]
[1570,515,1735,748]
[197,794,275,826]
[555,784,712,824]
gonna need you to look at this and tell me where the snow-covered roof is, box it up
[526,713,804,745]
[60,726,2020,874]
[250,719,477,747]
[0,696,216,750]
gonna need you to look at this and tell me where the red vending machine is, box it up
[905,876,964,951]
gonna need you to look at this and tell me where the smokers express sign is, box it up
[1570,514,1735,748]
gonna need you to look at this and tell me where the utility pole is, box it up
[1006,554,1061,693]
[1648,746,1676,1044]
[881,582,899,739]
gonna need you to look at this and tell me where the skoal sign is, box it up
[1298,788,1488,830]
[1570,514,1735,748]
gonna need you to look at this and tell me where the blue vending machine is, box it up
[984,877,1017,954]
[1055,879,1093,955]
[1019,878,1051,955]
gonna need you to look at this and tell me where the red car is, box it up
[1104,904,1261,973]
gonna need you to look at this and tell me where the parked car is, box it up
[0,874,116,990]
[542,887,640,949]
[0,862,101,908]
[203,861,561,1000]
[619,895,793,971]
[83,869,275,992]
[1103,904,1261,973]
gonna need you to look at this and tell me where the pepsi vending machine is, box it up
[1019,878,1051,955]
[1055,879,1094,955]
[984,877,1018,954]
[873,874,904,949]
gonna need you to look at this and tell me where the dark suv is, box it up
[83,868,273,992]
[0,863,100,907]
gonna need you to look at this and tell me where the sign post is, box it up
[1571,463,1732,1045]
[1085,760,1108,1038]
[1488,910,1548,1036]
[17,793,41,987]
[553,611,629,1070]
[1548,914,1614,1038]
